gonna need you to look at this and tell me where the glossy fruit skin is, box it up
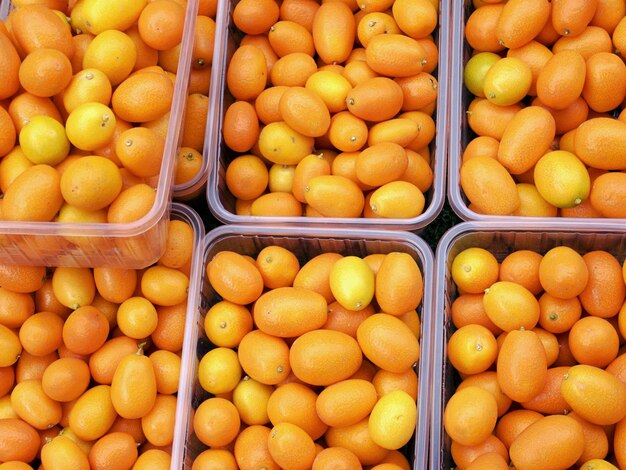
[0,418,40,463]
[258,121,315,166]
[590,172,626,218]
[355,142,408,188]
[496,0,551,49]
[111,352,157,419]
[268,20,315,58]
[232,376,272,426]
[447,324,498,376]
[376,252,423,315]
[19,115,70,165]
[539,246,589,299]
[561,364,626,425]
[304,175,365,218]
[278,87,330,138]
[69,385,118,441]
[483,281,540,332]
[42,357,91,402]
[238,330,291,385]
[305,70,352,114]
[367,118,419,148]
[324,417,391,466]
[60,156,123,211]
[457,371,512,417]
[357,314,419,373]
[223,101,259,153]
[89,336,139,385]
[206,251,264,306]
[289,329,362,386]
[467,98,523,140]
[292,154,331,203]
[369,182,426,219]
[267,422,317,469]
[253,287,327,337]
[88,431,139,470]
[312,1,355,65]
[11,379,62,430]
[140,265,189,307]
[552,0,599,37]
[579,251,625,317]
[316,379,377,428]
[582,52,626,112]
[346,77,404,122]
[497,329,548,403]
[575,118,626,170]
[520,366,571,415]
[460,156,520,215]
[198,346,242,395]
[0,32,21,100]
[365,34,427,78]
[509,415,584,470]
[464,52,500,97]
[443,386,498,447]
[483,57,532,106]
[465,4,506,53]
[536,50,587,110]
[329,256,375,312]
[368,390,416,451]
[534,150,591,209]
[2,164,63,222]
[10,4,75,57]
[506,40,553,97]
[41,435,90,470]
[227,45,267,101]
[497,106,556,175]
[451,248,499,295]
[193,397,241,448]
[0,324,22,367]
[112,72,174,123]
[141,393,177,447]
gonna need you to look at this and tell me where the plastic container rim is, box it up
[430,220,626,469]
[204,0,450,230]
[167,202,206,470]
[447,2,626,225]
[0,0,198,237]
[190,223,436,470]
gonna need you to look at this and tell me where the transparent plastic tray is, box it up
[431,221,626,469]
[205,0,449,230]
[447,1,626,225]
[167,202,205,470]
[176,224,435,469]
[0,0,198,268]
[172,4,218,202]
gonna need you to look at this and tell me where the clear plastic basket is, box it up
[205,0,449,230]
[175,224,435,469]
[172,3,218,203]
[431,221,626,469]
[167,202,205,470]
[0,0,198,268]
[447,1,626,225]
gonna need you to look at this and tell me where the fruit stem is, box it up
[136,341,147,355]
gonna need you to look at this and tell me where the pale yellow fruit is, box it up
[329,256,375,311]
[305,70,352,113]
[368,390,417,450]
[82,0,148,34]
[198,347,242,395]
[258,121,315,165]
[534,150,590,209]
